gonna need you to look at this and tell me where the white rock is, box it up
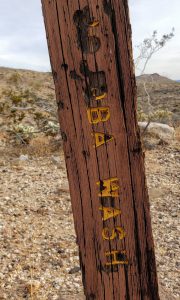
[19,154,29,161]
[51,155,61,165]
[138,122,175,140]
[21,116,36,127]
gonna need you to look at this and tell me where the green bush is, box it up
[151,109,172,122]
[137,110,148,121]
[12,124,35,144]
[44,121,59,136]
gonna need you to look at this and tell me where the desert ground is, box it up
[0,68,179,299]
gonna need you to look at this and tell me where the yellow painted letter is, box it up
[91,88,107,101]
[93,132,114,148]
[97,178,119,197]
[105,250,128,266]
[87,107,110,124]
[102,227,126,241]
[99,206,121,221]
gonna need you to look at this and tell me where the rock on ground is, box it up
[139,122,175,141]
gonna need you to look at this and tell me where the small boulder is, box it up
[51,155,61,165]
[21,116,37,127]
[138,122,175,141]
[19,154,29,161]
[68,266,80,274]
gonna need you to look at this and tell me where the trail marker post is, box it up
[42,1,160,299]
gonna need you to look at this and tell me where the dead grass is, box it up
[0,136,62,159]
[28,136,61,157]
[175,126,180,142]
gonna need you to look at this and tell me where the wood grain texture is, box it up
[41,0,160,299]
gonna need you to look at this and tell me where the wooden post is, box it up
[42,1,160,299]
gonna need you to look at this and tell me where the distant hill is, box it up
[136,73,180,124]
[136,73,174,84]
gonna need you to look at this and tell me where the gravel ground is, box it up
[0,144,179,299]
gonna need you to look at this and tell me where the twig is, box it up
[13,132,27,145]
[141,120,151,137]
[46,85,55,90]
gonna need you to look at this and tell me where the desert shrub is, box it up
[3,89,31,105]
[151,109,172,122]
[8,72,21,84]
[47,92,55,98]
[137,110,148,122]
[34,112,44,120]
[27,136,61,156]
[23,89,30,98]
[12,124,36,144]
[2,89,23,104]
[135,29,175,125]
[10,93,23,104]
[175,126,180,142]
[138,109,172,123]
[31,82,42,90]
[34,111,45,127]
[18,113,25,121]
[1,135,63,157]
[44,121,59,136]
[1,88,11,96]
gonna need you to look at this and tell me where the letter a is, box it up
[99,206,121,221]
[92,132,114,148]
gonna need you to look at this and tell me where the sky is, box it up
[0,0,179,79]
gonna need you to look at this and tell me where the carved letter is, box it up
[92,132,114,148]
[102,227,126,241]
[87,107,110,124]
[105,250,128,266]
[99,206,121,221]
[97,178,119,197]
[91,88,107,101]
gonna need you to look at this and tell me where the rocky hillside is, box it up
[136,73,174,83]
[0,68,179,147]
[137,73,180,124]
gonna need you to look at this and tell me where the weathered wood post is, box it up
[42,1,160,299]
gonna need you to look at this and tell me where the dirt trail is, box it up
[0,144,179,299]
